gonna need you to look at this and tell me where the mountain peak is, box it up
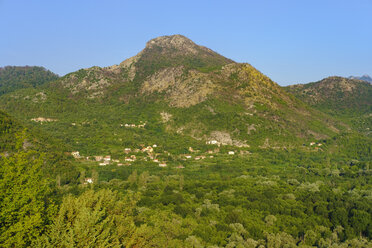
[143,34,226,57]
[125,35,234,79]
[146,34,195,49]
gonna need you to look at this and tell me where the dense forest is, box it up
[0,66,59,96]
[1,123,371,247]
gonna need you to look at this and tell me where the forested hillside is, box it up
[0,66,59,96]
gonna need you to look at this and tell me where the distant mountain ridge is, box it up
[349,75,372,83]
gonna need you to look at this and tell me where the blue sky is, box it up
[1,0,371,85]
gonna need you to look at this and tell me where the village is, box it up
[71,138,324,170]
[70,139,240,169]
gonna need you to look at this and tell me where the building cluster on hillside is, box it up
[120,121,147,128]
[31,117,57,123]
[309,142,322,147]
[71,143,244,169]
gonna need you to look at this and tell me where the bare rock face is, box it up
[142,67,184,94]
[207,131,249,147]
[168,73,215,107]
[59,66,127,98]
[141,67,216,107]
[118,54,140,81]
[160,112,172,123]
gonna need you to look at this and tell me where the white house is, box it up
[71,151,81,159]
[124,148,131,153]
[94,156,103,161]
[206,140,219,145]
[142,146,154,153]
[85,178,93,184]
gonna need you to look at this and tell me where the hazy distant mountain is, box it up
[0,66,59,96]
[349,75,372,83]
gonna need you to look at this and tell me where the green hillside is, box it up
[0,110,78,184]
[0,66,59,96]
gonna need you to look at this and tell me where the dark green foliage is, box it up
[34,189,138,248]
[0,135,56,247]
[0,66,59,96]
[0,110,21,151]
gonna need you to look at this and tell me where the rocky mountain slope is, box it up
[285,76,372,135]
[0,35,345,154]
[285,76,371,113]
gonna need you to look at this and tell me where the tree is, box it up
[35,189,138,248]
[0,144,55,247]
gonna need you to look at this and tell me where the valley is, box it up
[0,35,371,247]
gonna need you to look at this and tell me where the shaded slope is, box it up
[0,66,59,96]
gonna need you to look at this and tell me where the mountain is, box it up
[0,66,59,96]
[285,76,372,114]
[349,74,372,83]
[0,35,345,155]
[1,35,371,247]
[285,76,372,135]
